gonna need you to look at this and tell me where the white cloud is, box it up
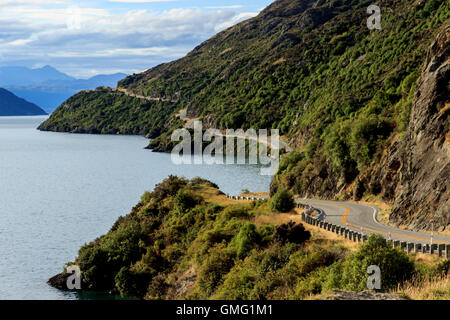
[205,5,244,9]
[109,0,176,2]
[0,1,260,77]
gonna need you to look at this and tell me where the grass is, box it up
[393,275,450,300]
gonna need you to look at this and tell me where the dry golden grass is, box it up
[251,212,300,227]
[195,186,240,206]
[219,47,233,56]
[273,57,286,65]
[393,275,450,300]
[439,101,450,116]
[239,191,269,198]
[412,253,443,265]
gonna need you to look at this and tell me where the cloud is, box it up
[109,0,176,2]
[205,5,244,9]
[0,1,260,78]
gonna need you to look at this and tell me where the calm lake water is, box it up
[0,116,271,300]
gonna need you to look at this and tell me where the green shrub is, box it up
[173,190,201,213]
[349,116,392,169]
[197,244,236,297]
[273,222,311,245]
[256,225,275,245]
[221,206,250,220]
[114,266,151,298]
[153,175,188,201]
[341,234,414,291]
[215,260,258,300]
[231,223,260,259]
[270,189,295,213]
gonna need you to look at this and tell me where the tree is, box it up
[273,222,311,245]
[340,234,414,291]
[270,189,295,213]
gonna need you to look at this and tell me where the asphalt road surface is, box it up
[298,200,450,245]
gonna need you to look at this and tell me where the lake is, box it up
[0,116,271,300]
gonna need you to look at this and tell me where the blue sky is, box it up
[0,0,273,78]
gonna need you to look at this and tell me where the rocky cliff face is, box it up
[387,24,449,231]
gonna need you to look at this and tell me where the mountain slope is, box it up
[370,24,449,231]
[0,65,74,86]
[0,88,47,116]
[39,0,450,230]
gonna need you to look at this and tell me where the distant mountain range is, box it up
[0,88,47,116]
[0,66,126,113]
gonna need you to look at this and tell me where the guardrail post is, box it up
[357,233,362,243]
[393,240,400,248]
[438,244,445,257]
[431,244,438,255]
[407,243,414,253]
[446,245,450,259]
[400,242,407,252]
[414,243,421,253]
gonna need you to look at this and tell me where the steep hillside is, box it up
[39,0,450,230]
[48,176,450,300]
[0,88,47,116]
[374,23,449,231]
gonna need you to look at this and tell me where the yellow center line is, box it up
[310,201,450,245]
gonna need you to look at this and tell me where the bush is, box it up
[77,220,144,292]
[190,177,219,189]
[173,190,201,213]
[153,175,188,202]
[232,223,260,259]
[114,266,151,298]
[273,222,311,245]
[197,244,236,297]
[340,234,414,291]
[221,206,250,220]
[270,189,295,213]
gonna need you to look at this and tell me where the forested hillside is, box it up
[39,0,450,231]
[0,88,47,116]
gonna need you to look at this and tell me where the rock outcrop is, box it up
[375,24,450,231]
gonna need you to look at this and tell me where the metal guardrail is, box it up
[301,206,450,259]
[226,194,267,201]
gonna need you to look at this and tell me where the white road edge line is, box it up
[367,204,384,227]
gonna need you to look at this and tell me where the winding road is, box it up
[298,199,450,245]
